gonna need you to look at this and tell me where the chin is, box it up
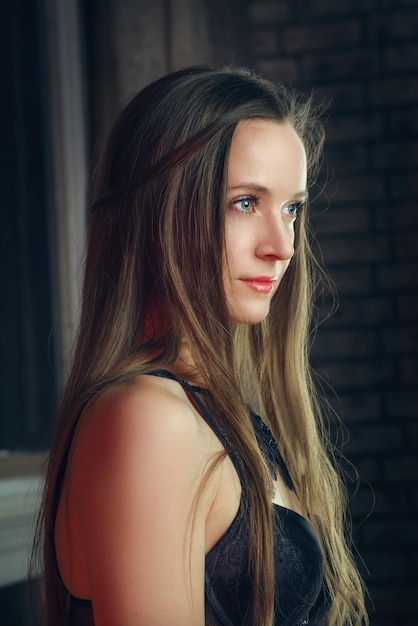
[229,305,271,325]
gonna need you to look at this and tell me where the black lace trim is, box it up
[250,410,294,491]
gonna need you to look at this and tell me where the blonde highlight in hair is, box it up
[34,66,368,625]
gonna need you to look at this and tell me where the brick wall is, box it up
[247,1,418,624]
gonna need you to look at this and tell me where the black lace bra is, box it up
[68,371,328,625]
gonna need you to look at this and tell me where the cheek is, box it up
[224,218,251,261]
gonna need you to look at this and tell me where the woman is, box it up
[37,66,368,625]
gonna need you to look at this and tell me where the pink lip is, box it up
[241,276,277,294]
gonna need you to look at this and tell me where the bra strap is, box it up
[146,370,246,485]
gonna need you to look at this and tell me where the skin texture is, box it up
[224,119,307,325]
[54,119,308,625]
[55,374,238,625]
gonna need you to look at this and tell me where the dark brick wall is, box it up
[247,1,418,624]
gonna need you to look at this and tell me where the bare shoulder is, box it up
[85,372,199,428]
[69,373,208,484]
[65,371,222,525]
[60,374,213,623]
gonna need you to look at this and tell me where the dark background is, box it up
[1,0,417,624]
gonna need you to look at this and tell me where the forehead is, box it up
[227,118,307,192]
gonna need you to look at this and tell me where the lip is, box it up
[240,276,278,294]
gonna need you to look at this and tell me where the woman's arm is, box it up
[66,376,212,625]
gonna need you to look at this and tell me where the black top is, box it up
[68,371,327,625]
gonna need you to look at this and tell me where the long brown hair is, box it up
[36,66,368,625]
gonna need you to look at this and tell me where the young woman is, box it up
[36,66,368,625]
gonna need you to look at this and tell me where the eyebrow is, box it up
[228,182,308,201]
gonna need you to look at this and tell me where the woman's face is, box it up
[223,118,307,325]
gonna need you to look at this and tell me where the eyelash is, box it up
[285,201,304,219]
[230,195,305,219]
[230,195,260,215]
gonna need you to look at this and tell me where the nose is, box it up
[255,213,295,261]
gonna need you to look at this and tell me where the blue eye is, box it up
[285,201,303,219]
[238,198,252,211]
[231,195,258,213]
